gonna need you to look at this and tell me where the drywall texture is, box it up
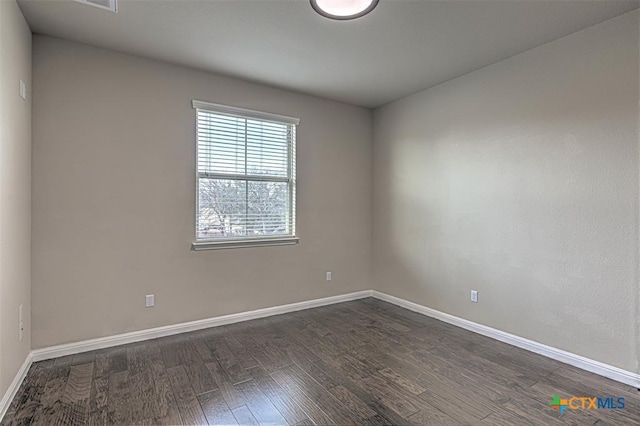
[0,0,32,399]
[373,11,639,372]
[32,36,372,348]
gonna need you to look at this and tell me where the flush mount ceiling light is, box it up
[311,0,379,20]
[73,0,118,13]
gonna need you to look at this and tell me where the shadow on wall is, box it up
[372,76,638,371]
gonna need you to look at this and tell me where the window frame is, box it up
[191,100,299,250]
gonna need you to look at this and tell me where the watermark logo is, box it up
[550,395,569,414]
[549,395,625,415]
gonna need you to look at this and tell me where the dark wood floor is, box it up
[2,298,639,425]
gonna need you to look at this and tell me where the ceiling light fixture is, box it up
[73,0,118,13]
[310,0,379,20]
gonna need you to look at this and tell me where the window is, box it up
[192,100,299,249]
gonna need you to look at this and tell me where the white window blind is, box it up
[193,100,298,247]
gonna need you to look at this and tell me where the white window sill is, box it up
[192,236,299,251]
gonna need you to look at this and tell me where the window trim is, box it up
[191,100,299,250]
[192,236,300,251]
[192,100,300,125]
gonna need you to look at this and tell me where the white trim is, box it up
[192,100,300,125]
[0,352,33,422]
[371,291,640,389]
[31,291,372,362]
[192,236,299,251]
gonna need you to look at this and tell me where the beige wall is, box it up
[0,0,32,399]
[373,10,640,372]
[31,36,372,348]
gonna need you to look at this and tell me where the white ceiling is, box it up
[18,0,639,108]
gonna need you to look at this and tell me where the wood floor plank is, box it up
[235,379,288,425]
[54,401,90,426]
[429,344,538,390]
[251,341,294,373]
[349,344,422,382]
[28,373,69,425]
[152,374,183,425]
[341,353,380,378]
[11,366,50,411]
[310,347,369,383]
[310,358,409,425]
[159,336,202,370]
[4,366,51,425]
[231,405,259,425]
[129,370,161,423]
[280,341,321,368]
[94,346,127,379]
[301,362,340,391]
[32,360,56,371]
[495,345,565,375]
[192,338,215,363]
[247,366,309,425]
[107,370,131,424]
[417,386,493,424]
[166,365,208,425]
[359,345,503,421]
[88,375,108,416]
[185,361,218,396]
[158,340,184,370]
[198,389,238,425]
[358,298,430,328]
[360,372,421,419]
[62,363,94,403]
[293,417,314,426]
[222,334,260,370]
[377,367,427,395]
[86,406,108,426]
[279,364,367,424]
[327,384,377,420]
[70,351,97,367]
[205,360,247,409]
[492,399,567,426]
[382,342,513,406]
[481,407,538,426]
[406,405,461,426]
[206,336,251,384]
[346,302,416,335]
[270,367,335,425]
[126,342,162,377]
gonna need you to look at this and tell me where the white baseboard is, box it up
[0,352,33,422]
[31,290,373,362]
[371,290,640,389]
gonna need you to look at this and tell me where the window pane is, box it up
[198,178,247,239]
[246,119,289,177]
[197,112,246,175]
[247,181,290,236]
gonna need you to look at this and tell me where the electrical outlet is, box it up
[19,304,24,341]
[19,80,26,100]
[471,290,478,303]
[145,294,155,307]
[326,271,332,282]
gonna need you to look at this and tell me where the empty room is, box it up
[1,0,639,424]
